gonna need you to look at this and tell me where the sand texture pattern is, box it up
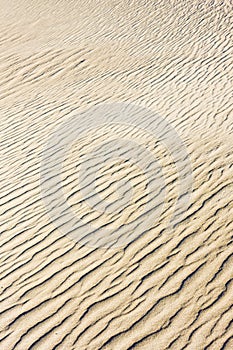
[0,0,233,349]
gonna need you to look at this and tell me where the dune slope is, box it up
[0,1,233,349]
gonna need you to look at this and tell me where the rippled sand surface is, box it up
[0,1,233,349]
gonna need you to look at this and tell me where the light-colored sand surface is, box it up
[0,1,233,349]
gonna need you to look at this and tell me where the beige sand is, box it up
[0,0,233,349]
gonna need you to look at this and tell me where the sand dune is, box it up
[0,0,233,349]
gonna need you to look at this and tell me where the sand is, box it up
[0,0,233,349]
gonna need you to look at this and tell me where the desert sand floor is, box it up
[0,0,233,349]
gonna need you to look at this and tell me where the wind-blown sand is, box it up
[0,0,233,349]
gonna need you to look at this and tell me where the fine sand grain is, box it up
[0,1,233,349]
